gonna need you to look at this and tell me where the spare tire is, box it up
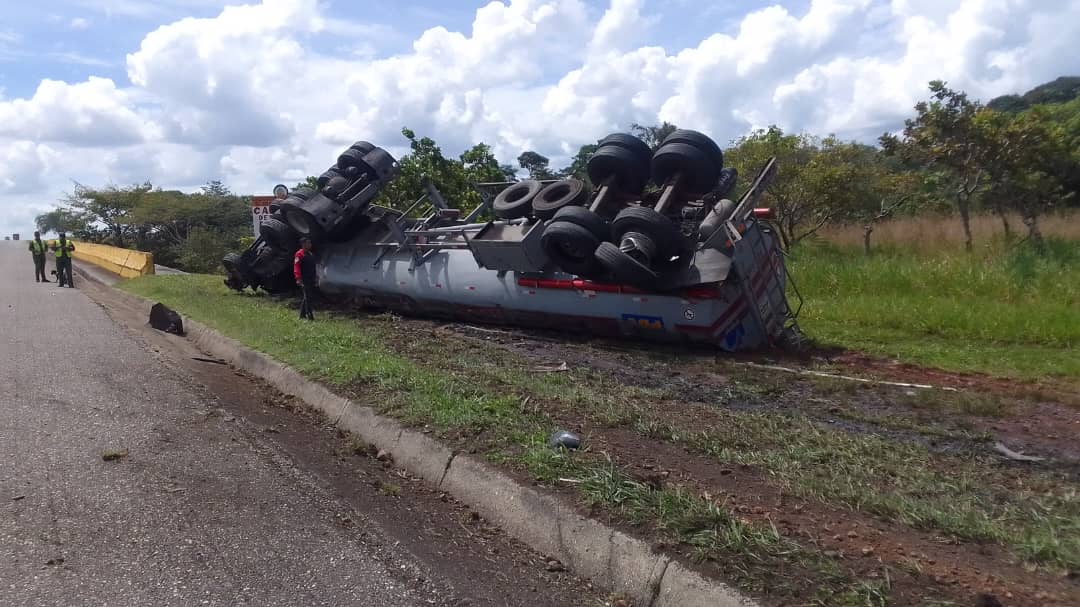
[659,129,724,173]
[533,179,587,220]
[290,187,315,201]
[540,221,604,278]
[493,179,542,219]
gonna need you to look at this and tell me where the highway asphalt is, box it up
[0,243,598,606]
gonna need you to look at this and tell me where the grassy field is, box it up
[120,274,1079,605]
[788,235,1080,380]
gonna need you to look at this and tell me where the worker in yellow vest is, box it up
[51,232,76,288]
[28,230,50,283]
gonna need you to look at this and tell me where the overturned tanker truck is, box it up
[222,130,802,351]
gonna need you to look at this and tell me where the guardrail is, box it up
[72,241,155,278]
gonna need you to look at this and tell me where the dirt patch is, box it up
[410,321,1080,606]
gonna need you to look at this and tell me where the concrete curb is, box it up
[83,269,758,607]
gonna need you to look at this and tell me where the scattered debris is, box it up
[12,495,25,501]
[739,362,961,392]
[148,302,184,335]
[376,449,392,462]
[993,441,1045,462]
[975,593,1005,607]
[45,557,64,567]
[533,362,571,373]
[545,559,566,572]
[191,357,227,365]
[548,430,582,451]
[101,448,129,461]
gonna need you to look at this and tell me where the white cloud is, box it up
[0,77,157,146]
[68,17,92,30]
[2,0,1080,236]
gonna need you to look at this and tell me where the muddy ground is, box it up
[374,314,1080,607]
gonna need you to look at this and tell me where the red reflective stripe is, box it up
[681,287,721,300]
[752,208,773,219]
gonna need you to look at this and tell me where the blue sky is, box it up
[1,0,1078,236]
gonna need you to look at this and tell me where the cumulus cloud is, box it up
[0,77,156,146]
[2,0,1080,236]
[0,141,59,195]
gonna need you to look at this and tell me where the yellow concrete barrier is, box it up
[71,241,155,278]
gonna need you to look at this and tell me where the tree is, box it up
[201,180,232,197]
[631,122,678,150]
[880,81,990,252]
[295,176,320,191]
[35,208,89,237]
[725,126,875,248]
[561,143,599,184]
[378,128,515,214]
[978,106,1076,245]
[60,181,154,248]
[517,151,559,180]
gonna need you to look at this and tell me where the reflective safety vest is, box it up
[53,239,74,258]
[29,239,45,255]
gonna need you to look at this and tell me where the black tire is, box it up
[551,205,610,242]
[322,175,351,199]
[540,221,605,277]
[595,241,659,289]
[317,169,342,189]
[659,129,724,173]
[597,133,651,166]
[612,206,683,259]
[533,179,587,220]
[259,217,299,249]
[493,179,542,219]
[349,141,376,155]
[336,148,372,173]
[619,231,658,264]
[714,167,738,198]
[651,142,720,195]
[587,145,648,194]
[282,205,326,241]
[290,186,315,201]
[223,252,256,284]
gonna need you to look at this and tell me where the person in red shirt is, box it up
[293,238,318,320]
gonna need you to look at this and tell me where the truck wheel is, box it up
[651,142,719,195]
[714,167,738,198]
[587,145,648,195]
[493,179,542,219]
[551,205,611,242]
[336,148,373,174]
[659,129,724,173]
[317,169,342,189]
[259,217,299,249]
[540,221,604,277]
[612,206,682,259]
[533,179,587,219]
[349,141,376,155]
[597,133,651,163]
[595,242,659,289]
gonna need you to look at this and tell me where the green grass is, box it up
[789,238,1080,379]
[120,274,1080,580]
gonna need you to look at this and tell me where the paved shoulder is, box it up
[0,242,445,606]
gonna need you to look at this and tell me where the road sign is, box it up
[251,196,276,237]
